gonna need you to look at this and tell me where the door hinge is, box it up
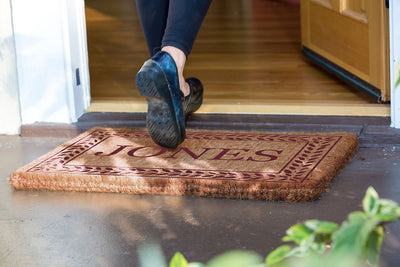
[386,0,389,8]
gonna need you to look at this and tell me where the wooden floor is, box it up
[85,0,390,116]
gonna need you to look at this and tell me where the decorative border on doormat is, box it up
[9,127,358,201]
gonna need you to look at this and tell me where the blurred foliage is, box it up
[166,187,399,267]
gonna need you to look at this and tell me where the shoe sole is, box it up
[136,60,185,148]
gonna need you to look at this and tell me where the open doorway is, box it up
[84,0,390,116]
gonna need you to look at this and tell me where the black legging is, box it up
[135,0,212,58]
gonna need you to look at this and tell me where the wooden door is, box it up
[301,0,390,101]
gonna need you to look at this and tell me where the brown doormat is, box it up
[9,127,358,201]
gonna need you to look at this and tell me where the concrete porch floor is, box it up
[1,114,400,266]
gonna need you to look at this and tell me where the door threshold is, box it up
[21,113,399,149]
[87,100,390,117]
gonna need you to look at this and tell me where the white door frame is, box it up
[0,0,21,135]
[390,0,400,128]
[1,0,399,135]
[7,0,90,130]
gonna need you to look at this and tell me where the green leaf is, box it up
[303,220,320,231]
[355,214,380,247]
[348,211,367,220]
[207,250,263,267]
[285,252,366,267]
[309,241,328,254]
[332,211,380,255]
[363,186,379,216]
[265,245,291,266]
[282,224,313,245]
[303,220,338,233]
[363,225,384,266]
[378,199,400,211]
[314,222,339,235]
[374,213,399,222]
[302,221,338,249]
[376,199,400,222]
[375,196,400,223]
[187,263,206,267]
[286,244,312,258]
[170,252,188,267]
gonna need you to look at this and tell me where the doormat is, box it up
[9,127,358,201]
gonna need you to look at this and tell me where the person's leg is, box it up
[162,0,212,96]
[135,0,169,57]
[136,0,211,148]
[136,0,212,58]
[162,0,212,58]
[136,0,211,96]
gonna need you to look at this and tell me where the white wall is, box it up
[391,0,400,128]
[0,0,21,135]
[11,0,89,125]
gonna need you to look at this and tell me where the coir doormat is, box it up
[9,127,358,201]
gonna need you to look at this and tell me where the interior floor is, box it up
[85,0,389,116]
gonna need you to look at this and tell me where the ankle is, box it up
[161,46,186,70]
[182,81,190,97]
[161,46,189,96]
